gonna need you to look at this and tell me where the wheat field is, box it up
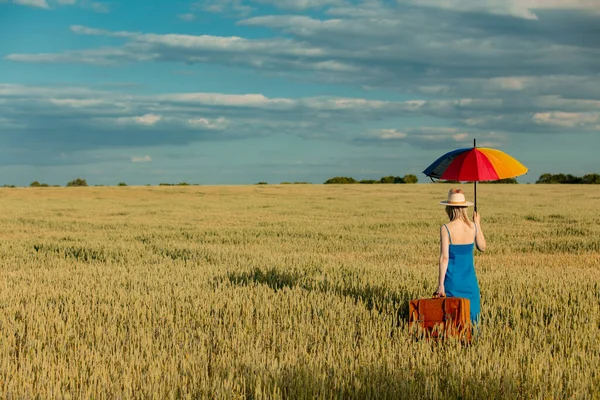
[0,184,598,399]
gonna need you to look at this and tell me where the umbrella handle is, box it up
[474,181,477,212]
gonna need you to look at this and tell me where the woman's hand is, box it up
[433,285,446,298]
[473,211,481,226]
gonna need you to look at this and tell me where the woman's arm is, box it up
[435,225,450,297]
[474,211,487,252]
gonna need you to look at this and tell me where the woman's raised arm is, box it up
[474,211,487,252]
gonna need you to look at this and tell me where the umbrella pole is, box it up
[473,138,477,212]
[474,181,477,212]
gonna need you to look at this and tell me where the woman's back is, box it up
[444,220,476,245]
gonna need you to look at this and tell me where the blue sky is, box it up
[1,0,599,185]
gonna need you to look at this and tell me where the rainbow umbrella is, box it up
[423,139,528,211]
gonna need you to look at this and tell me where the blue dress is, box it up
[443,224,481,324]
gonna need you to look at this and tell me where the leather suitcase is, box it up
[408,296,472,342]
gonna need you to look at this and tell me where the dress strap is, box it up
[444,224,452,245]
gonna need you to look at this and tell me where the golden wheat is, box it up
[0,184,598,399]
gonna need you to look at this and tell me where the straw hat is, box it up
[439,188,474,207]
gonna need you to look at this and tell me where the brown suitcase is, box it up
[408,296,472,342]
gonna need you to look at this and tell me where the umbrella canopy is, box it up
[423,147,528,182]
[423,140,528,211]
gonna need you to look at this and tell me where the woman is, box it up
[434,188,486,324]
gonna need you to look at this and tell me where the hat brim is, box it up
[439,201,474,207]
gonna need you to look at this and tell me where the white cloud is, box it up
[7,25,329,68]
[13,0,49,8]
[87,1,109,13]
[464,116,505,127]
[0,83,96,97]
[453,133,469,141]
[157,92,295,108]
[533,111,600,128]
[7,0,108,11]
[131,155,152,163]
[70,25,133,37]
[135,114,161,126]
[375,129,407,139]
[254,0,345,10]
[361,127,502,149]
[0,80,598,160]
[400,0,600,19]
[192,0,254,16]
[6,7,599,93]
[116,114,162,126]
[187,117,229,130]
[533,96,600,112]
[179,13,196,21]
[49,98,106,107]
[486,77,530,91]
[5,47,142,65]
[417,85,451,95]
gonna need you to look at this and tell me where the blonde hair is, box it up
[445,206,472,227]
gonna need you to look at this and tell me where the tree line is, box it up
[324,175,419,184]
[3,173,598,188]
[27,179,195,187]
[323,173,600,184]
[535,173,600,184]
[29,178,90,187]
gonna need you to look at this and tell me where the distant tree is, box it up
[536,173,592,184]
[536,173,554,184]
[118,182,127,186]
[177,182,190,186]
[565,174,582,184]
[256,182,268,185]
[66,178,88,187]
[379,176,405,183]
[280,182,292,184]
[324,177,357,184]
[293,181,311,184]
[2,184,16,188]
[549,173,567,183]
[403,174,419,184]
[582,173,600,184]
[359,179,378,184]
[159,183,173,186]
